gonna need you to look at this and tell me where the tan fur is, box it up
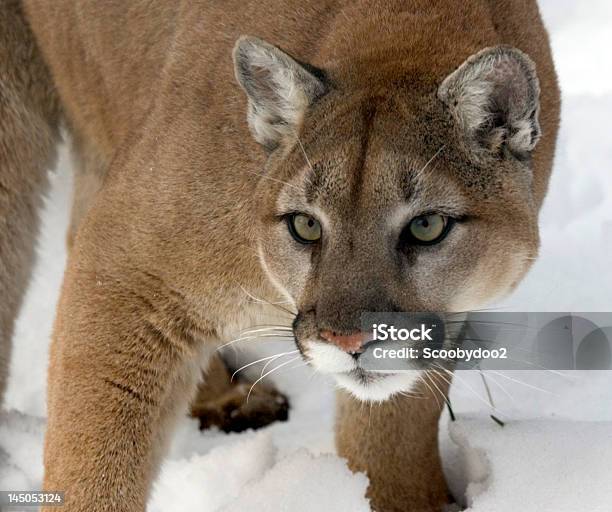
[66,134,107,250]
[336,375,451,512]
[0,0,559,511]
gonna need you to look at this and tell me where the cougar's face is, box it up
[234,38,543,401]
[254,93,538,401]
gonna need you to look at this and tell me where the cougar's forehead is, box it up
[275,97,469,225]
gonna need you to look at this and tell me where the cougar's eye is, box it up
[287,213,322,244]
[402,214,452,246]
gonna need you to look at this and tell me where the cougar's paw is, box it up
[190,381,289,433]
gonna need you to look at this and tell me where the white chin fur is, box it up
[334,371,422,402]
[305,340,421,402]
[306,341,357,374]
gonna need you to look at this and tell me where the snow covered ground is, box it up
[2,1,612,510]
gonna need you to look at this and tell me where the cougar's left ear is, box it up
[438,46,541,159]
[233,36,327,150]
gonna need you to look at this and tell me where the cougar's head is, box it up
[233,36,542,401]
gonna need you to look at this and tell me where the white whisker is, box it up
[434,363,494,410]
[427,371,451,409]
[216,332,293,352]
[420,374,440,408]
[417,144,445,178]
[247,356,301,402]
[482,372,517,404]
[260,351,290,376]
[295,134,314,172]
[398,389,426,400]
[231,350,299,381]
[238,284,297,316]
[487,370,557,396]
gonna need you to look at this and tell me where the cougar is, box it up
[0,0,559,510]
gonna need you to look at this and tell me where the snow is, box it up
[0,411,44,490]
[218,446,369,512]
[447,418,612,512]
[2,1,612,511]
[151,432,369,512]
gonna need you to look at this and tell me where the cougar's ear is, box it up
[233,36,327,150]
[438,46,541,159]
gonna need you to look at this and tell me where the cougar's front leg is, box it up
[336,374,451,512]
[42,249,211,512]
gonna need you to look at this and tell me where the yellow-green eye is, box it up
[406,214,450,245]
[287,213,322,244]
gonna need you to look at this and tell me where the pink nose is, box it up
[320,330,367,353]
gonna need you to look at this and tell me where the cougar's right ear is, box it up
[438,46,541,161]
[233,36,327,151]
